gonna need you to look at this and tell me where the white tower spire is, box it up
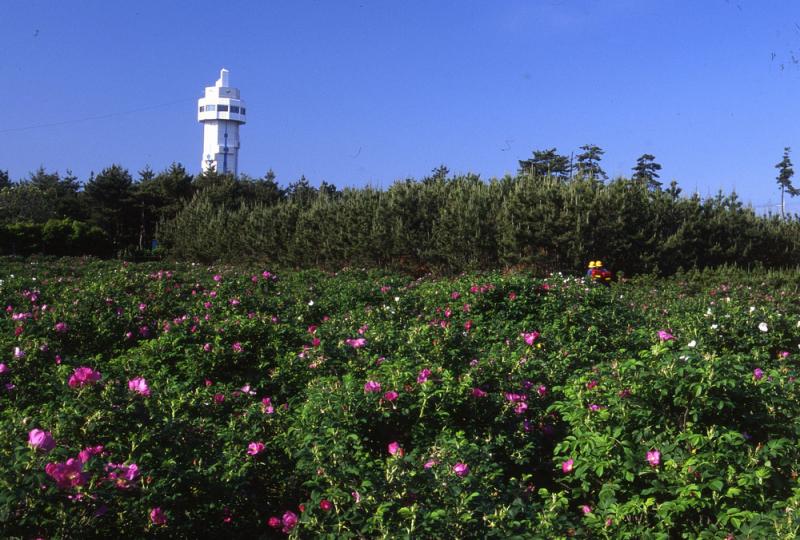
[198,68,246,175]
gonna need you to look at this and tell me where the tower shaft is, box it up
[198,69,246,175]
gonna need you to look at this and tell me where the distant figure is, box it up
[586,260,597,279]
[587,260,613,286]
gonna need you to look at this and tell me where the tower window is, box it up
[199,106,205,112]
[218,105,229,112]
[241,108,246,114]
[206,104,216,111]
[230,106,240,113]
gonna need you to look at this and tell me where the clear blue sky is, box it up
[3,0,800,210]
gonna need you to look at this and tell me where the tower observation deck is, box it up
[198,68,246,176]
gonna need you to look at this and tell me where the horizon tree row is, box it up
[2,148,799,274]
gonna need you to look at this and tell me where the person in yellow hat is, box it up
[587,260,613,285]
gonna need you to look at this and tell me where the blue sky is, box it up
[3,0,800,210]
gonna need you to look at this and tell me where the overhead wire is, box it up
[0,97,195,134]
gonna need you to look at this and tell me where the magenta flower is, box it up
[78,445,104,463]
[213,393,225,404]
[281,510,298,533]
[128,377,151,397]
[232,342,243,353]
[417,368,432,383]
[753,368,764,381]
[581,505,592,515]
[388,441,404,457]
[319,499,333,511]
[522,331,540,345]
[562,459,574,474]
[45,458,87,489]
[54,322,68,333]
[203,343,212,352]
[471,387,487,398]
[364,380,381,393]
[28,429,56,452]
[68,366,101,388]
[423,458,439,469]
[213,274,222,282]
[453,462,470,477]
[657,330,674,341]
[268,516,281,528]
[150,507,167,525]
[0,363,8,374]
[261,396,275,414]
[646,449,661,467]
[106,462,139,489]
[537,385,547,397]
[247,442,265,456]
[383,390,399,402]
[14,347,25,358]
[345,337,366,348]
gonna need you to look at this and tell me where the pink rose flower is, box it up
[319,499,333,511]
[417,368,432,383]
[128,377,151,397]
[28,429,56,452]
[247,442,265,456]
[471,387,487,398]
[522,331,540,345]
[268,516,281,528]
[646,449,661,467]
[45,458,86,489]
[388,441,404,457]
[383,390,399,402]
[345,337,366,348]
[150,507,167,525]
[562,459,574,474]
[364,380,381,393]
[68,366,101,388]
[657,330,674,341]
[281,510,298,533]
[453,462,469,477]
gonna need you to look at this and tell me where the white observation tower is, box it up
[198,68,246,175]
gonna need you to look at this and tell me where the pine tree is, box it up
[632,154,663,190]
[575,144,607,180]
[775,147,799,218]
[518,148,571,180]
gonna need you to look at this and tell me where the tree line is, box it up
[1,146,799,275]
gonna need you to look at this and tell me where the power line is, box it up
[0,98,195,134]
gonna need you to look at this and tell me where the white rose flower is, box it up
[749,306,756,313]
[758,322,768,332]
[688,340,697,348]
[711,324,719,330]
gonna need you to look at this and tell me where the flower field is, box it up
[1,259,800,538]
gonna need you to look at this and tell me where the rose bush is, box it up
[0,258,799,537]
